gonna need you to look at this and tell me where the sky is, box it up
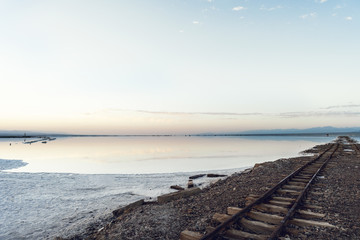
[0,0,359,135]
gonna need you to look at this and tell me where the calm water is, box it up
[0,135,336,239]
[1,136,333,174]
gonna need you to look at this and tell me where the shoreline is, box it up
[59,140,360,239]
[61,157,312,239]
[1,131,360,138]
[58,149,318,239]
[0,167,241,240]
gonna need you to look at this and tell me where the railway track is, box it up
[340,136,360,156]
[346,136,360,153]
[180,137,347,240]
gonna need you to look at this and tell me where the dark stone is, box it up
[112,199,144,217]
[188,179,194,188]
[207,174,227,178]
[170,185,185,191]
[189,174,206,180]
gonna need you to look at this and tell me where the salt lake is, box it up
[0,136,335,239]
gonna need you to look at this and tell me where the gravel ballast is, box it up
[61,140,360,240]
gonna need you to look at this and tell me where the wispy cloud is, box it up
[202,6,217,13]
[323,104,360,110]
[232,6,246,11]
[279,111,360,118]
[193,20,200,24]
[334,5,344,9]
[133,110,262,117]
[345,16,353,21]
[260,5,282,11]
[316,0,328,3]
[88,108,263,117]
[300,12,317,19]
[85,107,360,119]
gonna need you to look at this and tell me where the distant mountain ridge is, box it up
[234,126,360,135]
[198,126,360,136]
[0,130,61,136]
[0,130,37,136]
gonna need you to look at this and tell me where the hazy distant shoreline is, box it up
[1,126,360,138]
[1,132,360,139]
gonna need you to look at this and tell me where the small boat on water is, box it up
[42,141,47,144]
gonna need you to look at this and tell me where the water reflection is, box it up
[1,136,332,174]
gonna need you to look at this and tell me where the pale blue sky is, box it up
[0,0,359,134]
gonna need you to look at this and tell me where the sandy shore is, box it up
[58,140,360,239]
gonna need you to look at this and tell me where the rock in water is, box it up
[188,179,194,188]
[207,174,227,178]
[170,185,185,191]
[189,174,206,180]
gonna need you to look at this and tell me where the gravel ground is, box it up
[287,141,360,239]
[60,140,360,240]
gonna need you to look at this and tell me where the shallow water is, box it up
[2,136,331,174]
[352,136,360,142]
[0,169,237,240]
[0,136,333,239]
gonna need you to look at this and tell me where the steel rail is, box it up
[200,143,336,240]
[353,143,360,152]
[268,143,339,239]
